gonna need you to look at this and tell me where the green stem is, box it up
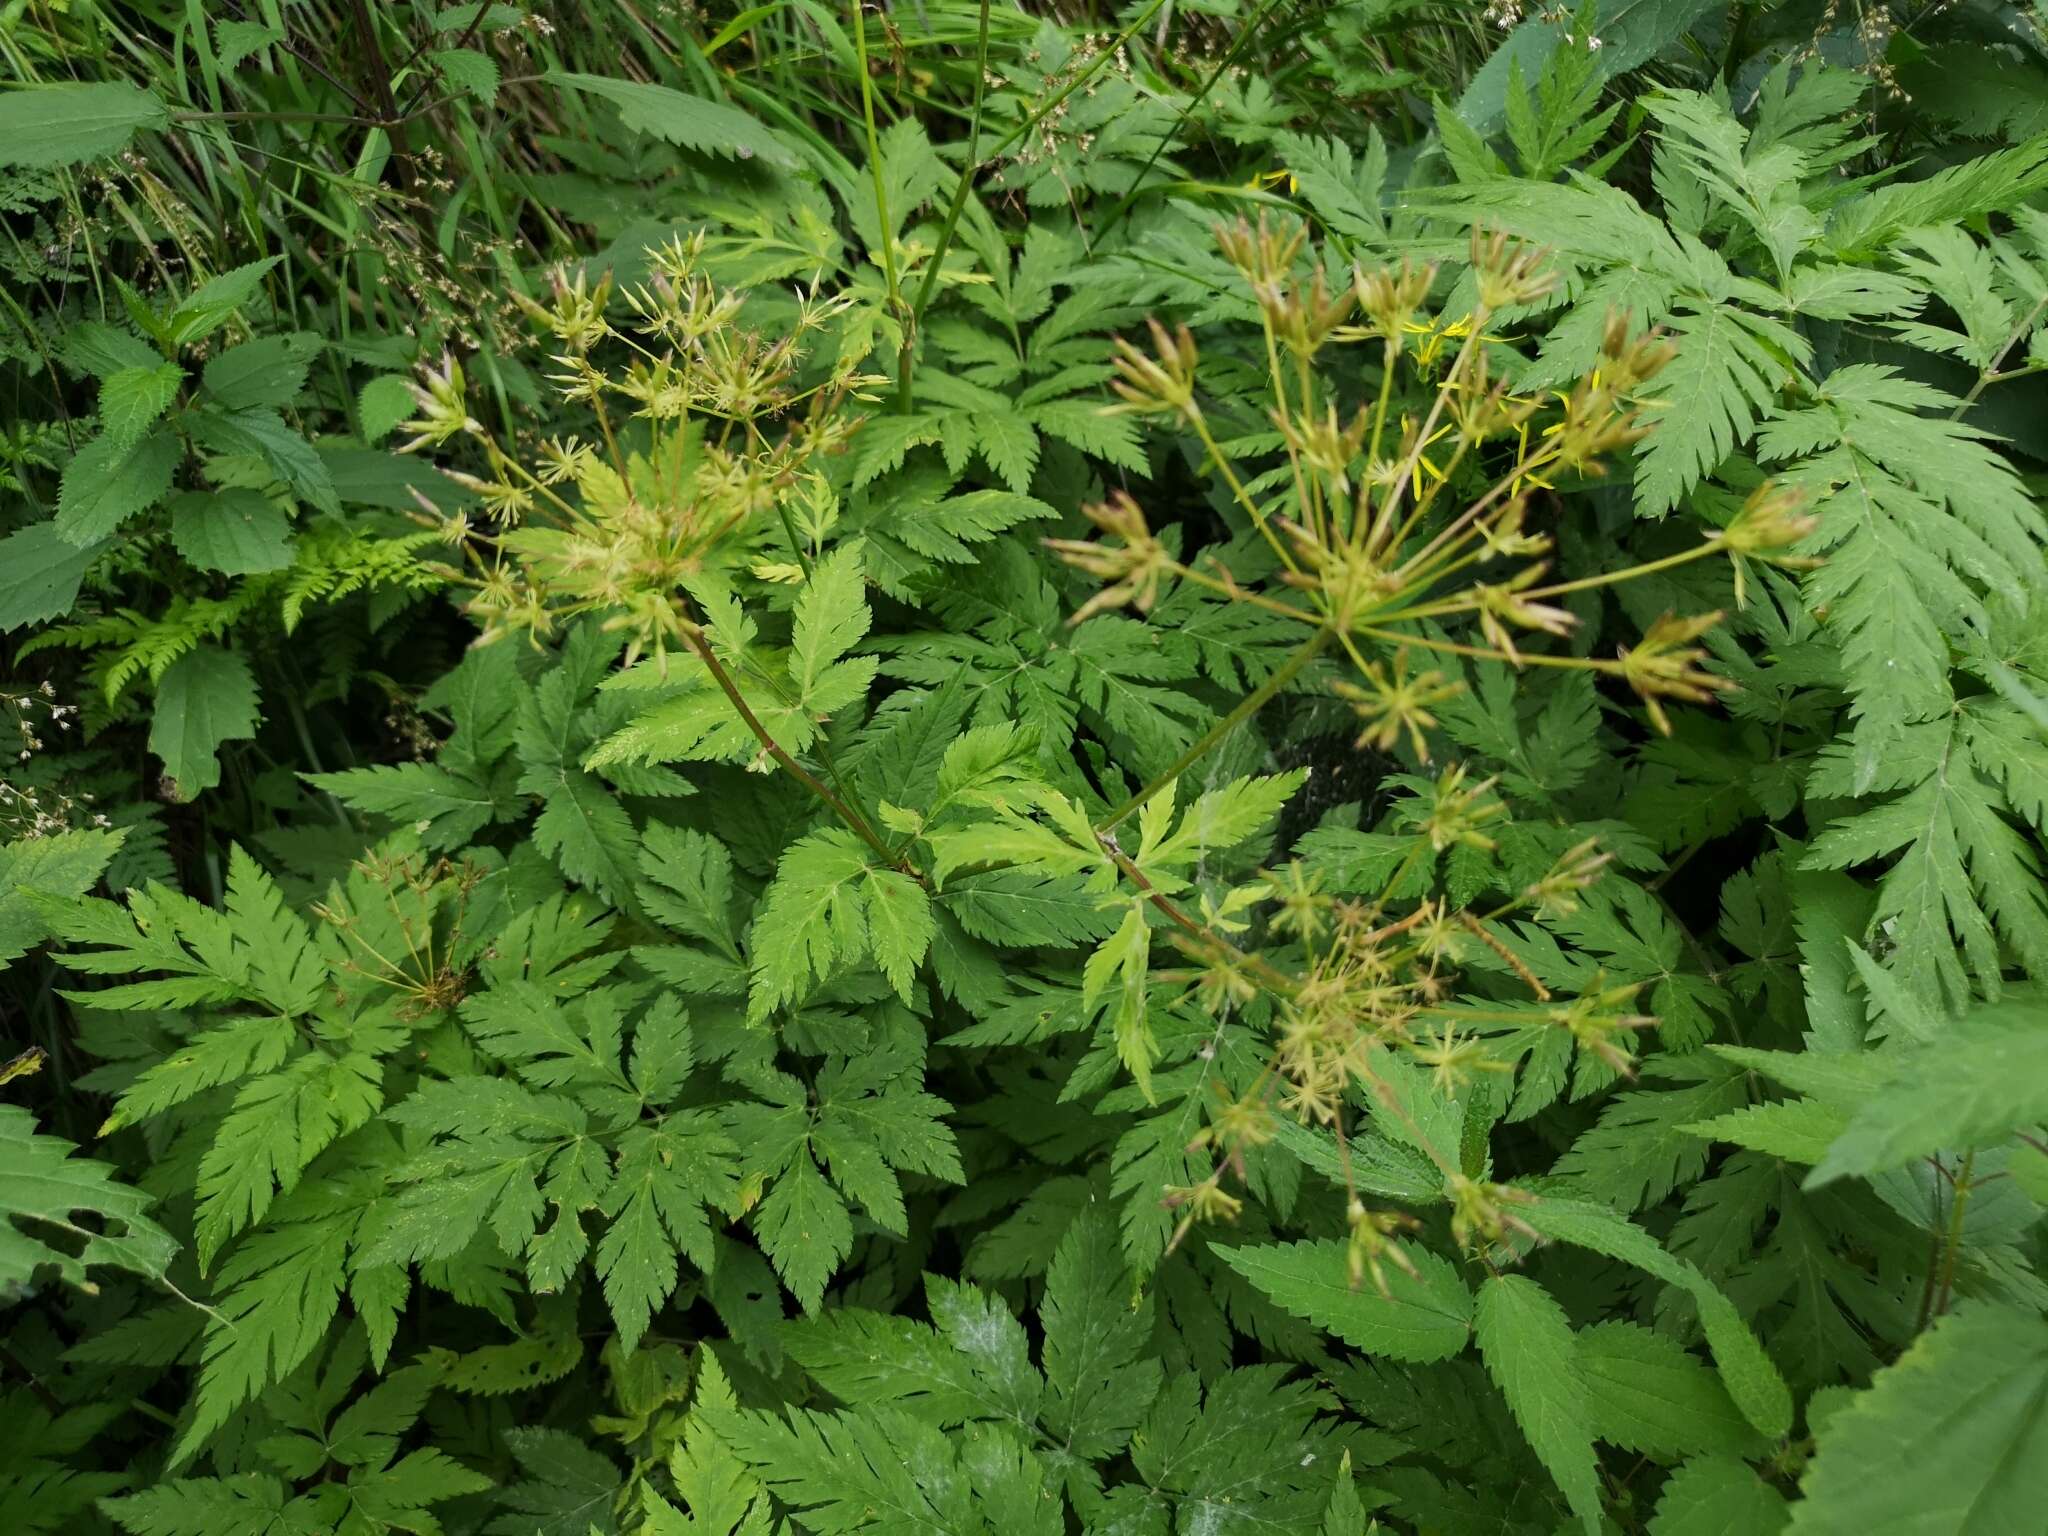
[851,0,904,365]
[1929,1151,1976,1323]
[1098,627,1332,833]
[1190,410,1300,574]
[898,0,992,411]
[904,0,1172,353]
[1950,294,2048,420]
[684,628,904,873]
[1092,0,1287,243]
[1102,841,1299,996]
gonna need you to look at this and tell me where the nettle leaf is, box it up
[1789,1304,2048,1534]
[166,257,282,347]
[55,428,180,545]
[0,81,169,167]
[200,332,320,410]
[150,645,259,800]
[0,825,123,967]
[1213,1241,1475,1362]
[1576,1321,1767,1459]
[1805,996,2048,1187]
[99,361,185,443]
[1650,1458,1789,1535]
[1520,1196,1793,1440]
[548,71,798,169]
[168,489,295,575]
[431,47,500,107]
[0,522,106,632]
[1474,1274,1601,1536]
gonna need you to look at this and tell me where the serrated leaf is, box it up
[1789,1304,2048,1535]
[166,258,282,348]
[150,645,260,800]
[100,1473,302,1536]
[1474,1274,1601,1536]
[789,543,872,707]
[0,82,169,167]
[99,362,185,443]
[1649,1458,1788,1536]
[750,1153,852,1314]
[214,17,282,71]
[0,1103,177,1293]
[1634,302,1807,516]
[0,827,124,967]
[168,489,295,574]
[55,428,180,545]
[195,1051,382,1269]
[598,1118,738,1353]
[357,374,416,444]
[941,869,1117,947]
[1577,1320,1767,1458]
[431,46,500,105]
[548,72,798,169]
[1214,1241,1475,1362]
[304,760,500,849]
[1685,1098,1847,1164]
[862,869,933,1003]
[1519,1195,1794,1440]
[746,828,871,1023]
[1806,998,2048,1187]
[201,333,319,411]
[491,1427,623,1536]
[1041,1208,1162,1460]
[0,522,105,631]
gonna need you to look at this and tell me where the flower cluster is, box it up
[1061,219,1817,1283]
[398,235,884,667]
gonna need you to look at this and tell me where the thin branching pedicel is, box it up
[398,235,883,671]
[1057,220,1817,1286]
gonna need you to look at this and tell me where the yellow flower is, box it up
[1396,414,1455,498]
[1249,166,1299,194]
[1399,314,1497,368]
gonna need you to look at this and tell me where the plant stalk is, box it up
[1099,626,1332,833]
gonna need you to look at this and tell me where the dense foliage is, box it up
[6,2,2048,1533]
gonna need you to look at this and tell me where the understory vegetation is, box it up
[6,1,2048,1532]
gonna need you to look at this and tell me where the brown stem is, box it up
[394,0,489,114]
[1101,838,1299,996]
[682,628,906,874]
[344,0,417,187]
[214,0,374,113]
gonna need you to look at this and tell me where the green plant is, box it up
[7,6,2048,1536]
